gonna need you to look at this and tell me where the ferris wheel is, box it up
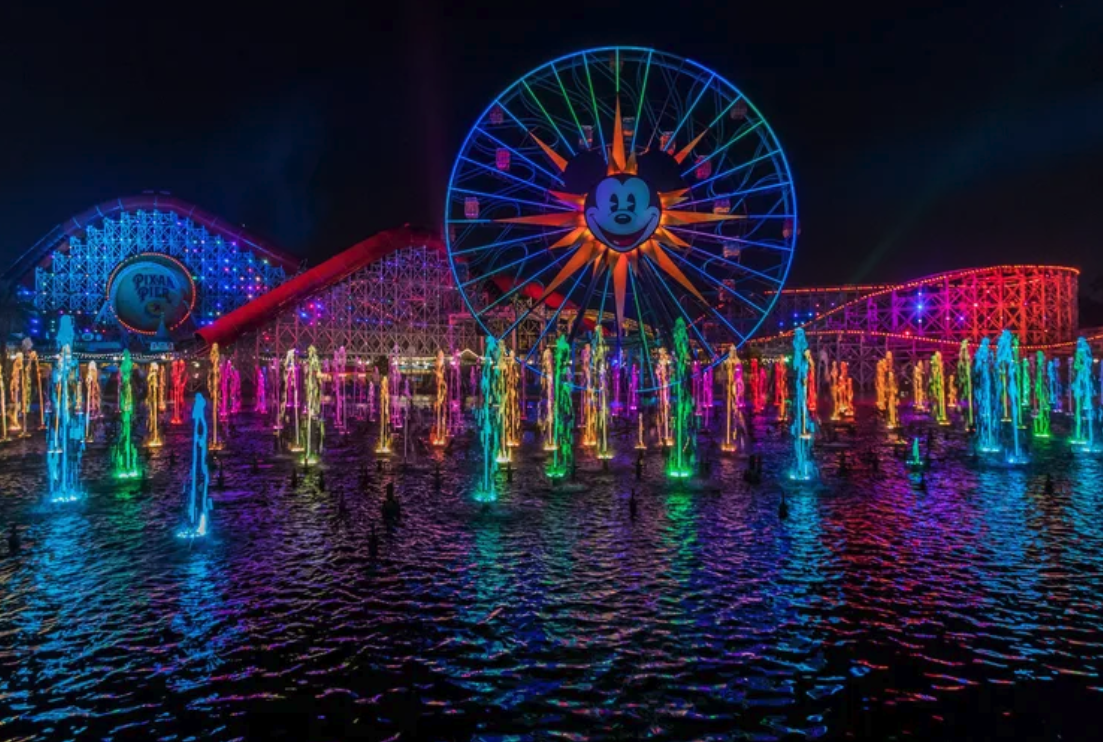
[445,46,797,388]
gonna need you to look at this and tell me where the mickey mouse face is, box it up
[585,175,661,252]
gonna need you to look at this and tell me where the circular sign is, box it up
[106,253,196,335]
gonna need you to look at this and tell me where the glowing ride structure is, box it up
[445,47,798,387]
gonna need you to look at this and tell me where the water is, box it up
[2,408,1103,740]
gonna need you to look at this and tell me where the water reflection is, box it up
[0,410,1101,739]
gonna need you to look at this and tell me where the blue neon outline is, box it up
[444,45,799,354]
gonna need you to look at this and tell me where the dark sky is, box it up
[2,0,1100,288]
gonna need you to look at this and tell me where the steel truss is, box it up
[753,265,1079,391]
[249,245,482,361]
[34,208,289,332]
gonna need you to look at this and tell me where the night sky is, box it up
[2,0,1100,290]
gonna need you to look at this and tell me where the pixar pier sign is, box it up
[106,253,197,335]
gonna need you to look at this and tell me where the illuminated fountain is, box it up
[912,360,927,412]
[218,358,230,422]
[594,331,612,460]
[302,345,323,465]
[907,437,923,469]
[112,350,141,479]
[750,358,766,414]
[477,336,503,500]
[547,335,574,479]
[996,330,1026,463]
[229,361,241,415]
[495,347,514,464]
[805,350,817,418]
[389,346,403,430]
[831,361,855,420]
[171,359,185,425]
[506,350,522,449]
[628,359,639,415]
[176,393,212,540]
[333,346,348,432]
[254,362,267,415]
[432,349,449,446]
[1071,338,1095,451]
[9,352,25,435]
[449,350,464,435]
[1019,343,1032,421]
[283,349,301,451]
[702,364,714,428]
[1033,351,1052,438]
[788,328,817,482]
[209,344,224,451]
[973,338,1001,454]
[47,316,83,503]
[774,358,788,421]
[30,350,46,430]
[878,352,900,431]
[579,344,595,448]
[930,351,949,425]
[957,340,974,430]
[656,348,673,446]
[367,380,376,422]
[145,362,164,448]
[84,362,100,442]
[720,346,744,453]
[667,318,696,479]
[541,346,556,450]
[376,375,392,454]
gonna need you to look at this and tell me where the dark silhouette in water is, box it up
[336,490,348,521]
[1044,474,1055,495]
[778,493,789,520]
[290,467,299,488]
[383,482,401,523]
[8,524,20,556]
[743,455,762,485]
[837,452,850,477]
[635,458,643,480]
[629,489,637,520]
[433,464,442,489]
[251,455,259,474]
[505,462,513,483]
[318,469,326,491]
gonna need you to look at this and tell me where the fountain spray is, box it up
[48,316,83,503]
[1033,351,1052,438]
[788,328,817,481]
[912,361,927,412]
[996,330,1025,463]
[547,335,574,479]
[209,344,224,451]
[113,350,141,478]
[177,393,212,539]
[774,359,788,421]
[957,340,973,429]
[667,318,697,479]
[541,346,556,450]
[255,362,267,415]
[1071,338,1095,450]
[146,362,164,448]
[973,338,1000,454]
[477,336,503,499]
[376,374,392,454]
[594,331,612,460]
[432,349,449,446]
[656,348,672,446]
[721,346,744,453]
[303,345,323,465]
[930,352,949,425]
[284,350,301,450]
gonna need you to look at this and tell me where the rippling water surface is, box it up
[2,409,1102,740]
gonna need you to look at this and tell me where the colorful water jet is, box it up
[177,393,212,539]
[47,316,83,503]
[973,338,1000,454]
[1070,338,1095,451]
[146,362,164,448]
[376,374,392,454]
[720,346,744,453]
[930,352,949,425]
[1033,351,1052,438]
[171,359,186,425]
[302,345,324,465]
[957,340,974,429]
[84,362,100,442]
[476,336,503,500]
[667,318,696,479]
[112,350,141,479]
[788,328,816,481]
[540,346,556,450]
[593,331,612,460]
[432,349,449,446]
[209,344,224,451]
[547,335,574,479]
[996,330,1026,463]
